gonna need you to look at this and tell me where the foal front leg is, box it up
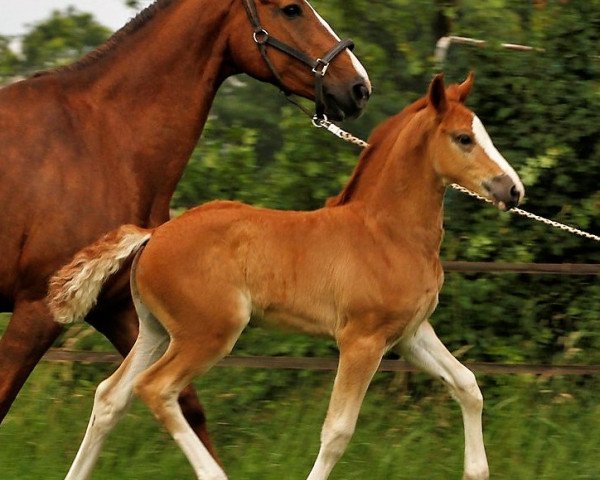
[399,321,489,480]
[307,333,387,480]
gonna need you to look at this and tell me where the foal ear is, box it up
[457,71,475,103]
[428,73,448,115]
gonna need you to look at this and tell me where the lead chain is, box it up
[313,118,600,243]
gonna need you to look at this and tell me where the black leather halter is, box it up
[243,0,355,120]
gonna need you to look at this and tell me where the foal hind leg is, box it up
[134,308,248,480]
[88,300,220,462]
[398,321,488,480]
[307,330,387,480]
[65,304,169,480]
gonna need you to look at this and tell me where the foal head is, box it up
[427,73,524,210]
[228,0,371,120]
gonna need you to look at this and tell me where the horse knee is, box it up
[321,422,355,460]
[451,370,483,411]
[91,378,130,432]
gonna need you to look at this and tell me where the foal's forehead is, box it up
[442,103,475,129]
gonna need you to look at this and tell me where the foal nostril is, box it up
[352,83,370,103]
[485,174,522,210]
[510,185,521,202]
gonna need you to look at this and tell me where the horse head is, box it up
[228,0,371,120]
[428,73,525,210]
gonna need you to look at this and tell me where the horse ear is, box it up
[428,73,447,115]
[457,71,475,103]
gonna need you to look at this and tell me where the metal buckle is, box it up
[312,114,328,128]
[253,29,269,45]
[312,59,329,77]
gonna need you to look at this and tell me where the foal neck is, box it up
[334,103,446,251]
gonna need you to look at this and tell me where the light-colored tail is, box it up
[48,224,152,324]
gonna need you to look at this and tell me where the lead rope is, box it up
[313,118,600,242]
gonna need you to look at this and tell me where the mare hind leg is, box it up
[65,302,170,480]
[0,298,63,422]
[307,330,388,480]
[133,305,249,480]
[398,321,489,480]
[88,299,220,462]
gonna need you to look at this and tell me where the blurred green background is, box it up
[0,0,599,478]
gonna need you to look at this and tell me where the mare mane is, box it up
[35,0,176,76]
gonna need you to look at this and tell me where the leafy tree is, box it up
[19,7,111,73]
[0,35,20,82]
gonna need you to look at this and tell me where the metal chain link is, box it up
[313,117,369,148]
[313,118,600,243]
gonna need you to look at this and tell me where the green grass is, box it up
[1,361,600,479]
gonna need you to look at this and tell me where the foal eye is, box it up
[455,134,473,147]
[282,4,302,18]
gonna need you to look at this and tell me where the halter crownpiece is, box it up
[242,0,355,120]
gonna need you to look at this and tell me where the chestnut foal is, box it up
[49,74,523,480]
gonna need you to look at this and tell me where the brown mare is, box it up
[49,73,523,479]
[0,0,370,457]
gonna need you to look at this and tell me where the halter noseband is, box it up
[242,0,354,121]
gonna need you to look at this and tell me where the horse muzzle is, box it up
[323,77,371,121]
[483,174,524,211]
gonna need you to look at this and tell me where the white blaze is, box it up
[305,1,372,93]
[472,115,525,197]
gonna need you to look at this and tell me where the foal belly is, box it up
[251,307,336,337]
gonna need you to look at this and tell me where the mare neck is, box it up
[57,0,236,221]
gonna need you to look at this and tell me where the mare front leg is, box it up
[307,330,387,480]
[398,321,489,480]
[0,298,63,422]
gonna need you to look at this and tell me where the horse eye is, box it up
[282,4,302,18]
[455,134,473,147]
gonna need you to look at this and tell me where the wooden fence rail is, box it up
[442,262,599,275]
[37,263,599,376]
[43,350,600,377]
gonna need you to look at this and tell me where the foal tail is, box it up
[48,224,152,324]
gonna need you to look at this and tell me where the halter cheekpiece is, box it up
[242,0,354,121]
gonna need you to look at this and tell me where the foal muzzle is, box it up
[483,174,523,211]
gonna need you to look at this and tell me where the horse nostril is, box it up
[352,83,370,103]
[510,185,520,201]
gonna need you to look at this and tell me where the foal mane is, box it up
[33,0,175,77]
[326,97,428,207]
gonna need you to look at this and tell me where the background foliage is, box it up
[0,1,599,478]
